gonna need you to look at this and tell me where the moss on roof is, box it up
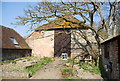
[35,15,89,31]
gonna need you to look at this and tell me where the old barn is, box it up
[1,26,31,61]
[26,15,96,60]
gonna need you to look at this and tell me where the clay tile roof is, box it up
[0,25,31,49]
[35,15,89,31]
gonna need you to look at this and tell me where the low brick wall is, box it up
[2,48,31,61]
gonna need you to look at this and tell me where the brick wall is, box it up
[102,39,120,79]
[71,29,96,59]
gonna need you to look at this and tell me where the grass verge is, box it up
[61,66,74,79]
[25,57,52,75]
[80,62,101,75]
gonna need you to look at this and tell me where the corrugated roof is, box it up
[35,15,89,31]
[0,25,31,49]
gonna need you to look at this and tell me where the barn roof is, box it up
[0,25,31,49]
[35,15,89,31]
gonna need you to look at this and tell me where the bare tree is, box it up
[15,1,119,65]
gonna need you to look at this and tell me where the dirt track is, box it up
[31,58,64,79]
[31,58,103,79]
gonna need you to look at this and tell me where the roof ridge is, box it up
[0,25,14,30]
[35,15,86,30]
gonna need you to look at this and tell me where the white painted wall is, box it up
[26,30,54,58]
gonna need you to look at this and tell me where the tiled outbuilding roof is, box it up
[35,15,89,31]
[0,25,31,49]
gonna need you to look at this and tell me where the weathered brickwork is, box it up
[101,35,120,79]
[71,29,97,59]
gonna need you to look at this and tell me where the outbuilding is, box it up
[101,34,120,79]
[0,26,31,61]
[26,15,96,61]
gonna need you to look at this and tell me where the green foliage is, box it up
[61,67,72,73]
[67,58,73,63]
[80,62,101,75]
[61,67,74,79]
[99,56,108,78]
[99,64,108,78]
[25,57,52,75]
[63,77,74,80]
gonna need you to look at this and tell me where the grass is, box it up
[14,56,33,62]
[80,62,101,75]
[0,57,34,64]
[25,57,52,75]
[63,77,74,79]
[61,67,72,73]
[67,58,73,63]
[61,66,74,79]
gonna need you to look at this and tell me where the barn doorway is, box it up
[54,30,71,57]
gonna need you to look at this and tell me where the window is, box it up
[10,37,19,46]
[85,55,92,60]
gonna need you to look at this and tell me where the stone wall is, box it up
[71,29,96,59]
[2,48,31,61]
[101,38,120,79]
